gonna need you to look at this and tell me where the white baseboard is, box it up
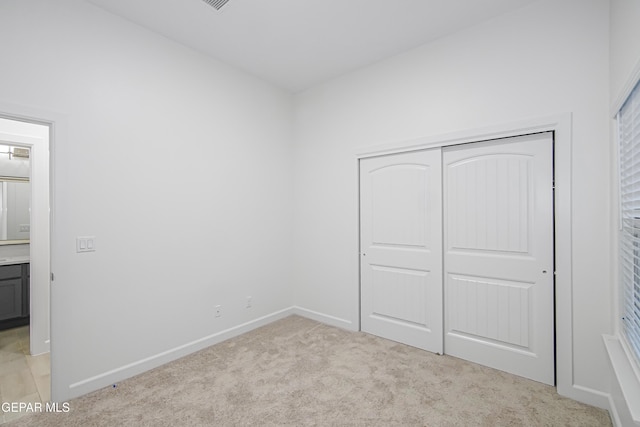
[292,306,354,331]
[66,307,295,400]
[566,384,611,410]
[65,306,354,401]
[64,303,615,426]
[608,392,624,427]
[603,335,640,427]
[556,381,614,426]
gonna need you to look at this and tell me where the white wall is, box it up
[610,0,640,104]
[0,0,294,400]
[293,0,611,402]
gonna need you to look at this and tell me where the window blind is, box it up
[619,79,640,367]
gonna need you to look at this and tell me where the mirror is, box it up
[0,180,30,244]
[0,143,30,245]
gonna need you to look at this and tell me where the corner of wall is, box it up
[603,335,640,427]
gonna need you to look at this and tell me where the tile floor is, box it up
[0,326,50,424]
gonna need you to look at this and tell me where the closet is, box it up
[359,132,554,385]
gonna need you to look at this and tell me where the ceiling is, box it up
[87,0,538,93]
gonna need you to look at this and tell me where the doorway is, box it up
[0,117,51,410]
[359,132,555,385]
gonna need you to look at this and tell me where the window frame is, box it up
[617,78,640,375]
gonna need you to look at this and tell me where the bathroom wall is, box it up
[0,117,42,258]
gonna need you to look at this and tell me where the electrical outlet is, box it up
[215,305,221,317]
[246,296,252,308]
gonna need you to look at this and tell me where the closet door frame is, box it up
[354,113,577,400]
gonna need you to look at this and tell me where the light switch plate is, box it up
[76,236,96,253]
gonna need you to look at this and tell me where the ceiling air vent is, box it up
[201,0,231,11]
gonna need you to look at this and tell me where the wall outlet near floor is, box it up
[246,296,252,308]
[215,305,221,318]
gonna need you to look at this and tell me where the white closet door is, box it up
[360,149,443,353]
[443,133,554,385]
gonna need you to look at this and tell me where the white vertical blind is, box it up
[619,79,640,367]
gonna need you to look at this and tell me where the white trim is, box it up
[353,113,596,404]
[604,335,640,426]
[67,307,295,400]
[612,56,640,117]
[292,306,354,331]
[608,392,624,427]
[355,113,570,159]
[355,156,362,336]
[569,384,613,411]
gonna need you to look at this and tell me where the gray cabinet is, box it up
[0,263,30,328]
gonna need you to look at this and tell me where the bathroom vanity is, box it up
[0,257,30,330]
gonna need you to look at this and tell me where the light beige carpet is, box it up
[6,315,611,426]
